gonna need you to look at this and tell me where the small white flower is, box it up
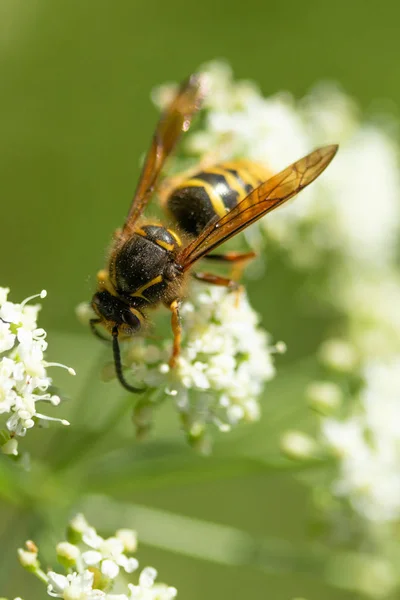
[306,381,343,414]
[1,437,18,455]
[0,287,74,453]
[281,431,319,460]
[318,337,359,372]
[0,320,15,353]
[128,568,177,600]
[69,514,91,536]
[47,570,104,599]
[56,542,81,563]
[116,530,137,553]
[82,529,138,579]
[17,547,38,569]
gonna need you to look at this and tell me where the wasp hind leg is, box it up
[192,272,244,308]
[204,250,256,281]
[203,251,256,263]
[168,299,182,369]
[192,272,240,289]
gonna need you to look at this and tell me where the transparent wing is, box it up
[178,145,338,270]
[121,73,207,238]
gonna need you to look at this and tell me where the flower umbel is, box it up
[321,357,400,524]
[126,283,283,450]
[0,287,75,455]
[284,356,400,526]
[16,515,177,600]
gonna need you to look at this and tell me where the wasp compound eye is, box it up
[92,291,118,321]
[122,309,141,331]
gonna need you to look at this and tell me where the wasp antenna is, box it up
[90,318,112,343]
[112,327,146,394]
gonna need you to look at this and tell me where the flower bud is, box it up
[306,381,343,415]
[281,431,319,460]
[17,545,39,572]
[318,338,358,373]
[1,438,18,456]
[116,529,138,553]
[67,513,90,544]
[56,542,80,568]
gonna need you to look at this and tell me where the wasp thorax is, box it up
[92,291,142,333]
[110,224,182,306]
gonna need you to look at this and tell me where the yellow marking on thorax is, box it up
[176,179,226,217]
[205,166,247,199]
[131,275,163,301]
[167,228,182,247]
[136,227,148,238]
[155,239,175,251]
[135,225,177,251]
[96,269,117,296]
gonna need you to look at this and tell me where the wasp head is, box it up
[91,290,143,337]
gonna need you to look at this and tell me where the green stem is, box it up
[33,568,49,584]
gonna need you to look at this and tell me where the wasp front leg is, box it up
[168,299,182,368]
[90,318,112,343]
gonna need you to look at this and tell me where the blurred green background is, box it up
[0,0,399,598]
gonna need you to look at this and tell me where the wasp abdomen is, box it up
[166,160,271,236]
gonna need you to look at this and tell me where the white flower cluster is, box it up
[0,287,75,456]
[155,62,400,501]
[283,359,400,525]
[320,358,400,524]
[126,283,282,446]
[17,514,177,600]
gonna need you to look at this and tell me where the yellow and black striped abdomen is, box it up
[166,160,271,236]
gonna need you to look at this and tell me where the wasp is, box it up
[90,73,338,392]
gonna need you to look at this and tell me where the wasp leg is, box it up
[168,299,182,369]
[90,318,112,343]
[193,272,244,307]
[204,251,256,281]
[192,272,241,289]
[203,250,256,263]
